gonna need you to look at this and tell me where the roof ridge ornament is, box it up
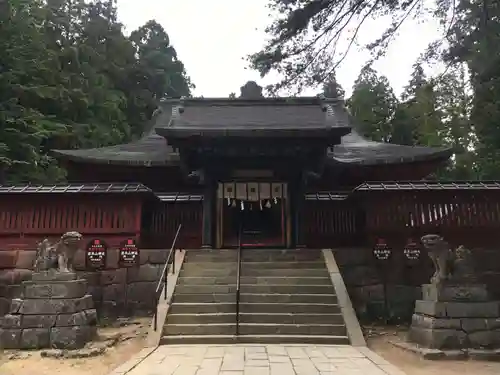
[170,97,186,127]
[318,94,335,117]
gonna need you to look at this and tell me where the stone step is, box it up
[239,302,340,314]
[241,268,330,277]
[179,268,238,277]
[184,254,238,263]
[238,313,345,325]
[175,285,237,294]
[177,276,237,285]
[170,302,236,314]
[186,249,236,255]
[159,334,350,345]
[166,313,236,325]
[237,323,347,336]
[169,301,341,314]
[241,251,322,262]
[172,293,236,303]
[177,276,331,286]
[239,293,338,304]
[239,284,335,294]
[241,261,325,269]
[163,323,236,336]
[241,276,331,285]
[182,262,238,271]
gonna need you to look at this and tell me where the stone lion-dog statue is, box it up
[421,234,476,284]
[33,231,83,272]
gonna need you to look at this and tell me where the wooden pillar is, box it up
[202,181,215,249]
[288,181,302,248]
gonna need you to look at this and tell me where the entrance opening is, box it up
[223,199,284,248]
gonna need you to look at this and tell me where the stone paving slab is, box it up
[122,345,406,375]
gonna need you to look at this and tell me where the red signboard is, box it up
[373,238,392,260]
[404,238,421,260]
[85,239,107,270]
[119,238,140,267]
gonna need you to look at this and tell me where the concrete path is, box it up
[115,344,406,375]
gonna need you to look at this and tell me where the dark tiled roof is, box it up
[0,183,153,194]
[329,130,453,165]
[355,181,500,191]
[51,105,179,166]
[165,97,349,131]
[52,97,453,166]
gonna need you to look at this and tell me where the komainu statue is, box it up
[452,245,477,283]
[421,234,477,284]
[421,234,455,284]
[33,231,83,272]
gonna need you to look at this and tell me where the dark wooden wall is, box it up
[302,189,500,300]
[141,201,202,249]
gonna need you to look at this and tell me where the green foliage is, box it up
[442,0,500,178]
[347,65,398,143]
[249,0,433,93]
[334,61,475,179]
[0,0,192,183]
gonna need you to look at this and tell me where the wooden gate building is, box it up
[3,92,500,319]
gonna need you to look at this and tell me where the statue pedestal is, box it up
[409,283,500,350]
[0,272,97,349]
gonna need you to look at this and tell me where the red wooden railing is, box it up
[0,195,142,250]
[141,201,202,249]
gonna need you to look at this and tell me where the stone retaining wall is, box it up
[0,248,169,319]
[333,247,428,323]
[334,247,500,323]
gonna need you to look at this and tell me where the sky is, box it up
[117,0,443,98]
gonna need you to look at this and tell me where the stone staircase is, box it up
[161,249,238,344]
[160,248,349,344]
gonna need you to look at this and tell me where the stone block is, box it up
[467,330,500,349]
[100,300,125,318]
[333,247,372,266]
[72,250,86,271]
[100,268,127,285]
[422,284,489,302]
[20,328,50,349]
[0,297,10,315]
[411,314,461,330]
[55,311,88,326]
[9,298,23,313]
[414,300,500,318]
[19,294,93,315]
[0,328,21,348]
[85,308,97,325]
[105,249,120,269]
[409,326,467,350]
[461,318,500,333]
[22,314,57,328]
[414,300,447,317]
[86,285,102,302]
[102,283,126,303]
[355,284,384,301]
[127,264,161,283]
[23,279,87,299]
[1,283,22,298]
[75,271,100,286]
[446,301,500,318]
[0,250,18,269]
[1,314,21,328]
[126,282,156,306]
[16,250,36,269]
[341,265,380,287]
[141,249,168,265]
[0,269,32,284]
[50,326,95,349]
[31,271,77,282]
